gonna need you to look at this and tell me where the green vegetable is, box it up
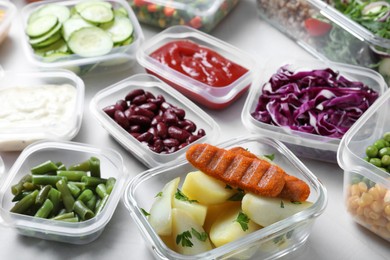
[81,176,106,187]
[11,174,32,196]
[73,200,95,220]
[56,179,75,212]
[96,183,108,199]
[32,175,65,186]
[57,170,87,181]
[175,189,197,203]
[176,230,193,247]
[30,160,58,175]
[35,185,52,205]
[10,190,39,214]
[141,208,150,217]
[77,189,94,203]
[191,227,208,242]
[34,199,53,218]
[234,211,250,231]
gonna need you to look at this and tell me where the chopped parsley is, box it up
[235,211,250,231]
[175,189,198,203]
[191,228,208,242]
[140,208,150,217]
[280,200,285,208]
[176,231,193,247]
[228,188,245,201]
[155,191,163,198]
[264,154,275,161]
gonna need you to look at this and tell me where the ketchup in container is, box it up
[150,40,248,88]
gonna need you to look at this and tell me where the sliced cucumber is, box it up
[31,32,62,48]
[75,0,112,13]
[62,16,94,41]
[68,27,113,57]
[28,4,70,23]
[27,15,58,38]
[115,35,133,47]
[29,22,62,46]
[42,52,70,62]
[114,7,128,17]
[80,5,114,24]
[100,15,133,44]
[34,38,68,56]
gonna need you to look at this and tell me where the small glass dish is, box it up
[0,0,17,45]
[136,25,256,110]
[89,73,220,168]
[128,0,239,33]
[338,88,390,242]
[19,0,144,76]
[0,69,84,151]
[242,58,386,163]
[0,140,127,244]
[123,135,327,259]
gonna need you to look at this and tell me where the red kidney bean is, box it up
[103,105,116,118]
[150,140,164,153]
[137,132,154,143]
[114,110,129,129]
[132,94,148,105]
[147,98,163,107]
[124,107,134,119]
[178,142,189,149]
[129,125,142,133]
[198,129,206,136]
[115,99,128,111]
[139,102,158,112]
[125,89,144,102]
[187,135,202,143]
[167,146,178,154]
[156,94,165,102]
[156,122,168,138]
[144,91,155,99]
[147,126,158,137]
[127,115,151,127]
[151,115,163,126]
[172,107,185,119]
[168,126,190,143]
[130,132,141,139]
[134,107,155,119]
[163,109,179,125]
[160,102,172,111]
[163,138,180,148]
[183,124,196,133]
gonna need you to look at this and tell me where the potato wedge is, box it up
[173,197,207,227]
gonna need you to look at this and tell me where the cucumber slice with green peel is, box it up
[75,0,112,13]
[28,4,70,23]
[31,32,63,48]
[114,7,128,17]
[68,27,113,57]
[100,16,133,44]
[62,16,94,41]
[118,35,134,46]
[29,22,62,46]
[34,38,68,56]
[27,15,58,38]
[80,5,114,24]
[42,52,70,62]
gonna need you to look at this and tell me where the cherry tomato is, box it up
[304,18,332,37]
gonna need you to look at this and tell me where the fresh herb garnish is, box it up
[235,211,250,231]
[191,228,208,242]
[228,188,245,201]
[264,154,275,161]
[291,201,302,205]
[155,191,163,198]
[280,200,285,208]
[225,184,233,190]
[175,189,198,203]
[140,208,150,217]
[176,231,193,247]
[273,235,285,244]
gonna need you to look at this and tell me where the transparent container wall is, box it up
[0,1,16,45]
[256,0,390,85]
[128,0,239,32]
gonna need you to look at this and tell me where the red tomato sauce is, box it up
[150,40,248,87]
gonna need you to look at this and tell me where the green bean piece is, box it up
[60,217,79,222]
[67,182,81,198]
[51,212,75,220]
[95,194,109,215]
[56,179,75,212]
[106,177,116,195]
[56,208,67,216]
[11,174,32,195]
[96,183,107,199]
[73,200,95,220]
[77,189,94,203]
[68,159,90,171]
[48,188,62,215]
[85,194,98,211]
[36,185,52,205]
[57,170,87,182]
[89,157,101,178]
[10,190,39,214]
[55,162,67,171]
[12,191,33,202]
[68,181,86,190]
[31,160,58,175]
[32,175,65,186]
[22,182,39,191]
[34,199,53,218]
[81,176,106,187]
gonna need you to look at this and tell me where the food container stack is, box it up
[256,0,390,85]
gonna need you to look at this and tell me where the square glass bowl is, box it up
[20,0,144,76]
[128,0,239,33]
[0,69,84,151]
[256,0,390,85]
[136,25,256,110]
[0,0,17,45]
[241,58,387,163]
[0,141,127,244]
[90,73,220,168]
[338,89,390,242]
[123,135,327,259]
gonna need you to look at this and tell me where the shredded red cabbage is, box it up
[251,65,379,138]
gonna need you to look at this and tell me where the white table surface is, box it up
[0,0,389,259]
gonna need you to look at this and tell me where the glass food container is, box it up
[0,0,17,45]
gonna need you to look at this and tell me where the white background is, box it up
[0,0,389,259]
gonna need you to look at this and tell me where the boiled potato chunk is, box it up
[181,171,236,205]
[203,201,241,234]
[242,193,313,227]
[209,203,261,247]
[172,197,207,226]
[172,208,213,255]
[148,177,180,236]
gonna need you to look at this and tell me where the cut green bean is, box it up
[56,208,67,216]
[68,159,90,171]
[48,187,62,215]
[34,199,53,218]
[67,182,81,198]
[96,183,107,199]
[35,185,52,205]
[60,217,79,222]
[81,176,106,187]
[11,174,32,195]
[56,179,75,212]
[95,194,109,215]
[57,170,87,182]
[85,194,97,211]
[73,200,95,220]
[12,191,33,202]
[22,182,39,191]
[68,181,86,190]
[32,175,65,186]
[31,160,58,175]
[77,189,94,203]
[89,157,101,178]
[106,177,116,195]
[10,190,39,214]
[51,212,75,220]
[55,161,67,171]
